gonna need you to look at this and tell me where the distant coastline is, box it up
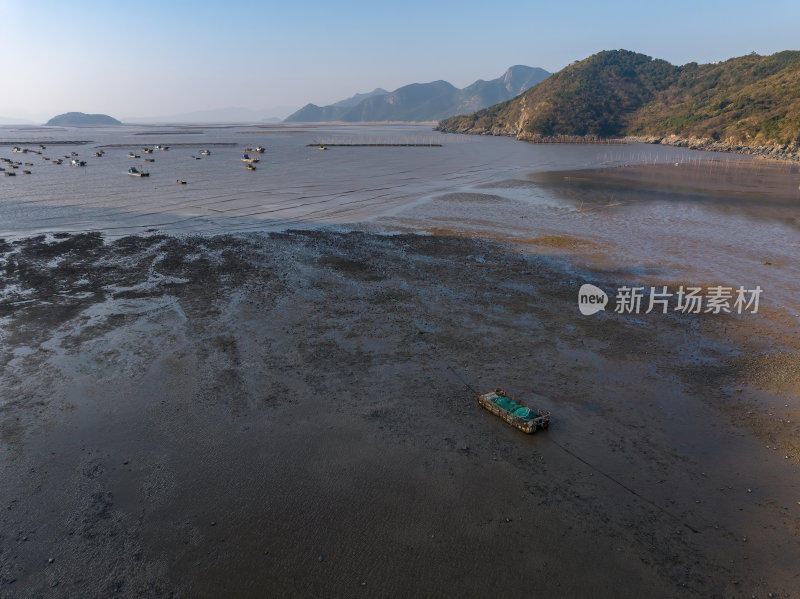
[435,126,800,162]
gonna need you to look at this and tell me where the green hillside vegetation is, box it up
[631,51,800,145]
[437,50,800,149]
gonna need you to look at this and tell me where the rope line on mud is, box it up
[435,348,701,535]
[545,438,700,534]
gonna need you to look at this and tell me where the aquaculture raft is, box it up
[477,388,550,434]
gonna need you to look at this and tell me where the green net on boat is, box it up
[513,406,532,419]
[494,396,518,412]
[493,396,535,420]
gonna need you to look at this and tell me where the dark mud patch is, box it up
[434,192,511,203]
[476,179,541,190]
[318,255,385,281]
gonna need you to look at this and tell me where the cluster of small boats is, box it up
[4,143,269,180]
[1,156,24,176]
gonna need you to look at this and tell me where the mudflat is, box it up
[532,158,800,202]
[1,225,798,598]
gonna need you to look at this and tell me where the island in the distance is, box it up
[45,112,122,126]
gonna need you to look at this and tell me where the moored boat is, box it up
[477,389,550,434]
[154,145,169,151]
[70,159,86,166]
[241,153,259,163]
[127,167,149,177]
[254,146,265,153]
[246,163,256,171]
[198,149,211,155]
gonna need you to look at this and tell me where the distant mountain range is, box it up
[330,88,390,108]
[285,66,551,123]
[45,112,122,126]
[437,50,800,151]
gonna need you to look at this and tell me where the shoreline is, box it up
[625,134,800,163]
[434,124,800,163]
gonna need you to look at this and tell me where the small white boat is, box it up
[128,167,149,177]
[70,159,86,167]
[198,149,211,156]
[154,145,169,151]
[254,146,265,153]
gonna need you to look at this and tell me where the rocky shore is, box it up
[626,134,800,162]
[434,121,800,162]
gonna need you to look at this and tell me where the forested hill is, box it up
[436,50,800,153]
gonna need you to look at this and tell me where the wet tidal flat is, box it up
[1,230,799,597]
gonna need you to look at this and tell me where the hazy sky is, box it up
[1,0,798,121]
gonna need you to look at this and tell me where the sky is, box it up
[1,0,798,122]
